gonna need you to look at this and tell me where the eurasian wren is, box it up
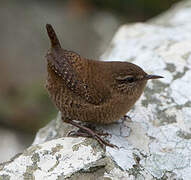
[45,24,163,148]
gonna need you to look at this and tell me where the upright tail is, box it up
[46,24,61,49]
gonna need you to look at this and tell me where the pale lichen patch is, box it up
[72,138,103,157]
[182,52,191,60]
[23,153,41,180]
[48,154,61,172]
[31,153,40,163]
[0,174,10,180]
[23,166,36,180]
[176,130,191,139]
[170,71,191,105]
[173,67,189,80]
[51,144,63,155]
[23,145,41,156]
[166,63,176,73]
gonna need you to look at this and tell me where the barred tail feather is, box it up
[46,24,61,49]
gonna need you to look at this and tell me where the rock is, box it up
[150,0,191,26]
[0,137,106,180]
[1,0,191,179]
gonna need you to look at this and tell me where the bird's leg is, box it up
[72,123,110,137]
[62,117,117,149]
[68,130,109,137]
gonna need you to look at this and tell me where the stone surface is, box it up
[0,137,105,180]
[1,0,191,179]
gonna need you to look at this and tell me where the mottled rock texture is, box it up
[1,1,191,179]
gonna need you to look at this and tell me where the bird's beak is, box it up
[144,74,164,80]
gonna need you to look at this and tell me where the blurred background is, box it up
[0,0,182,162]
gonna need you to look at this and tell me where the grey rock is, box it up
[1,0,191,179]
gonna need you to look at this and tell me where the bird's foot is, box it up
[123,115,130,119]
[122,115,132,122]
[64,119,118,149]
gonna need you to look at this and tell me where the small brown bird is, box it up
[45,24,163,148]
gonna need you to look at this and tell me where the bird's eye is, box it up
[115,75,135,83]
[126,77,135,83]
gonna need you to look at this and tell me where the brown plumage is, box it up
[45,24,163,148]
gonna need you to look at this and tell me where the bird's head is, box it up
[112,62,163,100]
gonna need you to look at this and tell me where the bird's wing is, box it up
[46,50,111,105]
